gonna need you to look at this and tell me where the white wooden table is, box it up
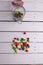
[0,0,43,64]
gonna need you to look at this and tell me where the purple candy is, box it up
[14,13,18,18]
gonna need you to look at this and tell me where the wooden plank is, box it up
[0,12,13,20]
[1,0,43,3]
[0,1,35,11]
[0,12,43,21]
[0,32,43,42]
[1,42,43,53]
[0,1,43,11]
[0,54,36,64]
[35,2,43,11]
[0,43,43,64]
[0,12,36,21]
[0,22,43,31]
[37,0,43,3]
[0,0,34,2]
[1,54,43,64]
[37,54,43,64]
[0,12,35,21]
[0,1,11,10]
[0,43,38,53]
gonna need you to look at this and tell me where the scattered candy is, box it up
[11,37,30,53]
[25,50,28,52]
[23,32,26,35]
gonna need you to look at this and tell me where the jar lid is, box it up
[12,0,24,6]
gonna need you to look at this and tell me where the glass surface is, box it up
[12,6,26,22]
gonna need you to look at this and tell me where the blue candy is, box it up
[21,46,24,50]
[28,44,30,48]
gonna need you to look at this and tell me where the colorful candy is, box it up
[14,11,23,19]
[12,0,26,22]
[11,37,30,53]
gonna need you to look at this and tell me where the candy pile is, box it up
[13,11,23,18]
[11,38,30,53]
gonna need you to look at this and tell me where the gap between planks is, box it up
[0,52,43,54]
[0,20,43,22]
[0,42,43,43]
[0,10,43,12]
[0,31,43,32]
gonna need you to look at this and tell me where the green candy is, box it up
[18,14,21,17]
[27,40,30,43]
[18,11,21,15]
[12,47,17,52]
[16,46,18,48]
[17,38,20,41]
[18,11,22,18]
[20,39,23,42]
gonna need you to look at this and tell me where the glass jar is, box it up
[11,5,26,23]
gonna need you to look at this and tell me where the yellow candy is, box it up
[11,43,15,47]
[11,44,14,46]
[20,42,22,45]
[17,43,20,48]
[26,42,29,44]
[24,46,29,51]
[20,15,23,18]
[24,39,27,42]
[15,11,18,14]
[16,49,18,54]
[24,47,26,50]
[26,47,28,50]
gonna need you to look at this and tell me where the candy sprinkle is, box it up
[11,38,30,53]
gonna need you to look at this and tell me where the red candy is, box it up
[26,44,29,47]
[26,50,28,52]
[18,48,21,50]
[12,40,15,43]
[23,42,26,46]
[18,1,24,6]
[15,42,19,46]
[21,38,24,40]
[23,32,26,35]
[12,1,15,5]
[27,38,29,40]
[14,38,17,40]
